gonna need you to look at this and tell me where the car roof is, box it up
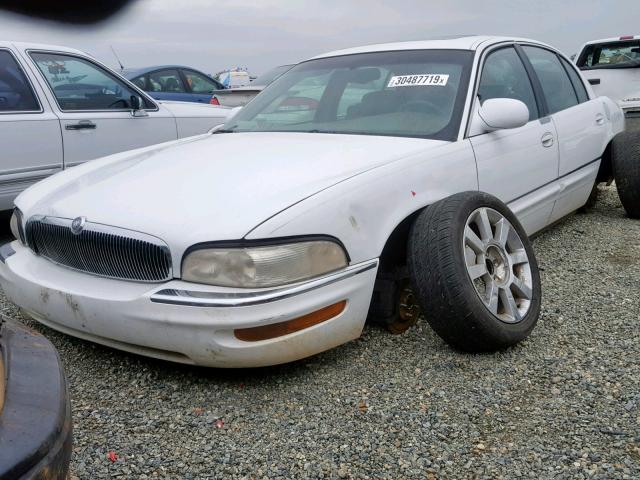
[311,35,553,59]
[582,35,640,46]
[0,41,86,56]
[122,65,211,78]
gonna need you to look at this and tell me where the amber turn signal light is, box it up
[234,300,347,342]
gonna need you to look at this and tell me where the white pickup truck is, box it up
[575,35,640,122]
[575,35,640,217]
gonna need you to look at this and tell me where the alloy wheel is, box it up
[463,207,533,323]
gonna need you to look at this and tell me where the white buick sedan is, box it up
[0,36,629,367]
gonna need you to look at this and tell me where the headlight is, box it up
[182,239,348,288]
[9,208,25,244]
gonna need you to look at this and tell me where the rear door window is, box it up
[0,50,40,112]
[559,57,589,103]
[182,69,221,93]
[522,46,578,115]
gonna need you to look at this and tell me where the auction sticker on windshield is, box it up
[387,74,449,87]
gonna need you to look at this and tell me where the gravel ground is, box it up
[1,186,638,479]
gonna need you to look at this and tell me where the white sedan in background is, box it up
[0,41,231,210]
[0,36,629,368]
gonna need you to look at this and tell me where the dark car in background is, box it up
[0,310,72,480]
[122,65,226,103]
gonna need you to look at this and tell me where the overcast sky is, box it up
[1,0,639,75]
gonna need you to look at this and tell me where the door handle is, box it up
[595,113,605,126]
[541,132,554,148]
[588,78,601,85]
[65,120,97,131]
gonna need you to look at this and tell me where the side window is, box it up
[577,46,595,68]
[130,75,146,90]
[559,57,589,103]
[30,51,152,111]
[0,50,39,112]
[148,69,185,93]
[522,46,578,114]
[183,70,219,93]
[478,47,539,121]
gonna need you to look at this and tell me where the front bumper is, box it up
[0,316,72,480]
[0,241,378,368]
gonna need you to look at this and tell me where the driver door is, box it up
[469,46,560,235]
[27,51,176,167]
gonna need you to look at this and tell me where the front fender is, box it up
[245,141,478,263]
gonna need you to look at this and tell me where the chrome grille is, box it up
[25,216,172,282]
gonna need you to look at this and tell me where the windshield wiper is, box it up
[307,129,344,134]
[212,125,238,134]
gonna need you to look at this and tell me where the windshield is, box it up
[223,50,473,140]
[577,40,640,70]
[252,65,293,87]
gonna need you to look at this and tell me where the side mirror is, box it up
[130,95,148,117]
[476,98,529,132]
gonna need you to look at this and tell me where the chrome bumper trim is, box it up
[0,242,15,263]
[150,259,378,307]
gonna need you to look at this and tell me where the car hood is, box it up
[19,132,446,260]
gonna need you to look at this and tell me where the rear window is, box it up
[577,40,640,70]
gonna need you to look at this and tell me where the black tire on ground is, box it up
[407,191,542,352]
[613,130,640,219]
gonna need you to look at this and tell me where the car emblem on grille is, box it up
[70,216,86,235]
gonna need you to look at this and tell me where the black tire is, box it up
[613,131,640,219]
[407,192,541,352]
